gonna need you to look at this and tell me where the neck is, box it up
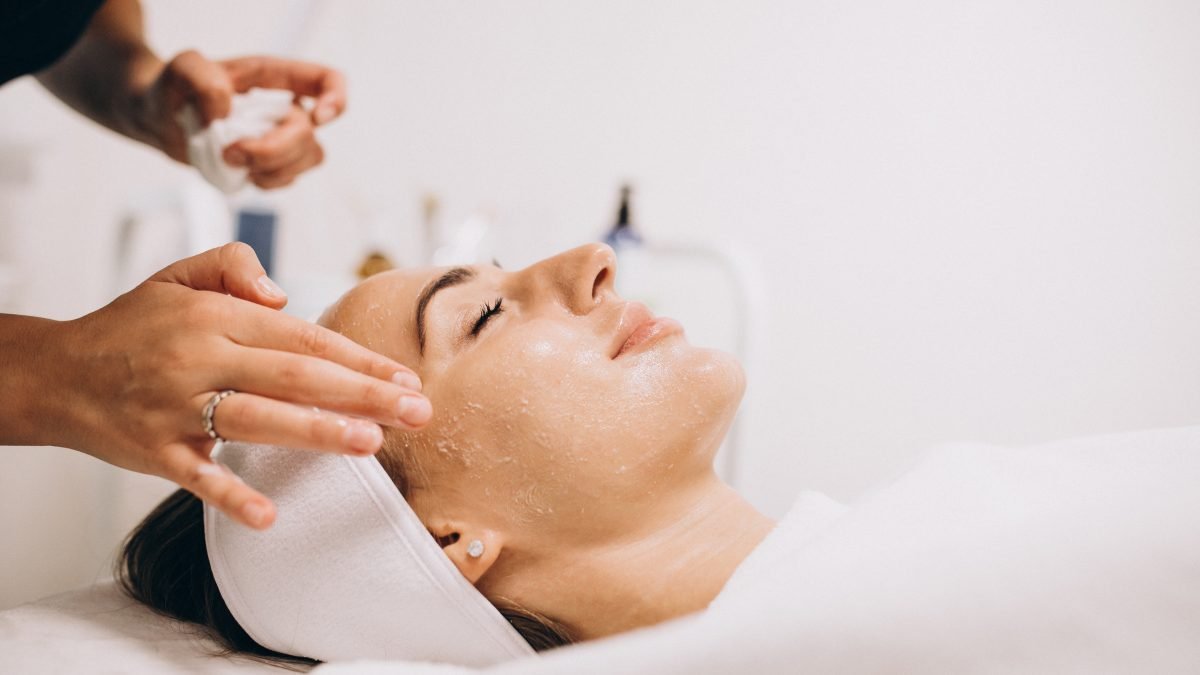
[545,475,775,640]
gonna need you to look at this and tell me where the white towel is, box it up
[315,424,1200,674]
[204,442,535,666]
[177,88,294,193]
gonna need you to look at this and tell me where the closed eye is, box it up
[469,298,504,337]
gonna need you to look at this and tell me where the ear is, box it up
[429,523,505,585]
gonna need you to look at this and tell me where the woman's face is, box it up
[320,243,743,551]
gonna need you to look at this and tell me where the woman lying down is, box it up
[120,244,1200,672]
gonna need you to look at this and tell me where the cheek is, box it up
[416,325,744,523]
[421,322,601,472]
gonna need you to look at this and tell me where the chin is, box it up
[687,345,746,400]
[663,345,745,459]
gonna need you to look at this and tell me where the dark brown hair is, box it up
[118,487,573,667]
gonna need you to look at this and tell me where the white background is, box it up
[2,0,1198,609]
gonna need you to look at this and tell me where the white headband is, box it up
[203,442,536,665]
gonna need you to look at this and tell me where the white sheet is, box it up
[0,581,296,673]
[316,425,1200,674]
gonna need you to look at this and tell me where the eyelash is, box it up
[470,298,504,337]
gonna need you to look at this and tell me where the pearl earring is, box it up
[466,539,485,559]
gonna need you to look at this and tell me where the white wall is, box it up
[2,0,1198,609]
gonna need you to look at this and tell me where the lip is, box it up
[611,302,683,358]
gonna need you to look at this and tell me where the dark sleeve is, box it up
[0,0,108,86]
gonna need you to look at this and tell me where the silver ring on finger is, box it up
[202,389,237,442]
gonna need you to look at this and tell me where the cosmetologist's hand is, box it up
[137,51,346,189]
[47,244,427,529]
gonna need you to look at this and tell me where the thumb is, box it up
[165,50,235,125]
[150,242,287,309]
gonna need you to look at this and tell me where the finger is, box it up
[222,347,431,429]
[225,106,311,173]
[249,142,324,190]
[150,242,287,310]
[167,50,235,124]
[227,301,423,391]
[313,73,347,126]
[221,56,347,124]
[208,391,385,455]
[160,444,276,530]
[250,171,296,191]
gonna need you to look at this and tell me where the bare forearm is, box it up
[0,314,73,447]
[35,0,164,148]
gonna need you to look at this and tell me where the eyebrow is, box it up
[416,267,475,355]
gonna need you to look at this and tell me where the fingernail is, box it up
[345,421,383,454]
[195,463,223,479]
[397,396,433,426]
[256,274,285,299]
[314,105,335,125]
[225,148,247,167]
[242,502,270,528]
[392,371,422,391]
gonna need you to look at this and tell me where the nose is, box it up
[519,243,616,314]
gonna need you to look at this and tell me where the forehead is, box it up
[318,267,437,364]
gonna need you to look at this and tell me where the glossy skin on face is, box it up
[319,243,744,561]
